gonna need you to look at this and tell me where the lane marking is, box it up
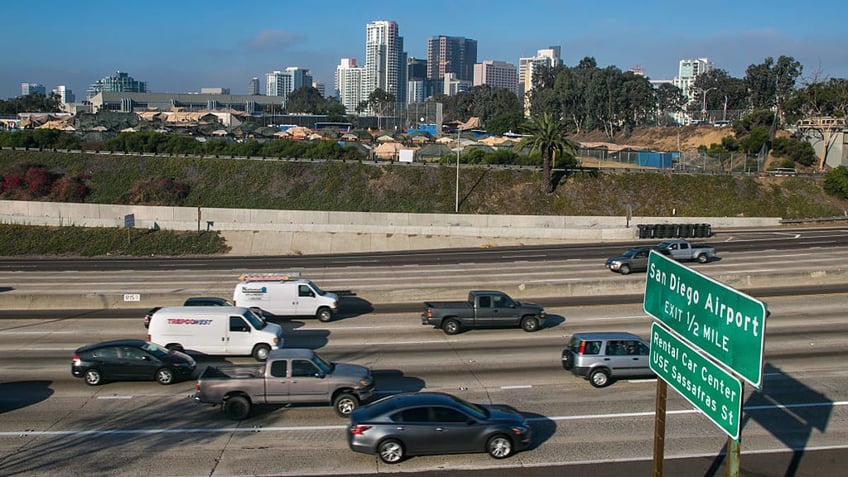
[501,385,533,390]
[97,396,133,400]
[3,400,845,437]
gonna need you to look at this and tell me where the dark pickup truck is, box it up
[421,290,546,335]
[194,348,374,420]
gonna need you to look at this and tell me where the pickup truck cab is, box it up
[194,348,374,419]
[421,290,546,335]
[656,239,716,263]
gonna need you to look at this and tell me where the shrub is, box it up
[823,166,848,199]
[122,177,190,205]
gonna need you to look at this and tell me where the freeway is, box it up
[0,226,846,271]
[0,293,847,476]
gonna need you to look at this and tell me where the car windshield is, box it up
[622,249,639,258]
[243,309,267,329]
[311,353,334,373]
[306,280,326,296]
[447,394,489,420]
[141,342,169,358]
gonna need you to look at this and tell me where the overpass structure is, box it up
[796,117,848,170]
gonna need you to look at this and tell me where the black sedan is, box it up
[72,339,196,385]
[347,392,531,463]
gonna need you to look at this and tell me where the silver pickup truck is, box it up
[657,239,716,263]
[194,348,374,420]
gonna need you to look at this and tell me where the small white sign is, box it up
[123,293,141,302]
[398,149,414,163]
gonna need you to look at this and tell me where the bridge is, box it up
[795,117,847,169]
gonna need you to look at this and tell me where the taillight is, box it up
[577,341,586,354]
[349,425,371,435]
[196,381,201,392]
[72,353,81,364]
[426,308,433,318]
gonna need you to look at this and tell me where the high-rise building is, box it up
[365,20,406,107]
[52,85,75,103]
[248,77,260,95]
[21,82,46,96]
[473,60,519,96]
[672,58,714,101]
[86,71,148,99]
[407,57,429,104]
[426,36,477,94]
[518,46,561,97]
[266,67,313,101]
[443,72,471,96]
[335,58,365,113]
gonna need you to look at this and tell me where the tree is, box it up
[654,83,686,126]
[515,113,578,193]
[285,87,325,114]
[745,56,802,120]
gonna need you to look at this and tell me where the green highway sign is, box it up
[644,251,767,389]
[650,322,744,440]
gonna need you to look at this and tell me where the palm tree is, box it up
[515,113,578,193]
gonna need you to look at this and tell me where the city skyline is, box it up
[2,0,847,101]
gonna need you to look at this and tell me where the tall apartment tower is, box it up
[266,67,313,100]
[672,58,714,101]
[365,20,406,106]
[335,58,365,114]
[248,77,260,95]
[52,85,75,104]
[518,46,562,97]
[473,60,519,97]
[426,36,477,88]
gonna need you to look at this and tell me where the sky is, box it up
[2,0,847,101]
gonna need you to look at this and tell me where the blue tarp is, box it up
[636,151,676,169]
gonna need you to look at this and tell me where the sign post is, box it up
[644,251,767,388]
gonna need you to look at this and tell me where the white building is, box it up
[52,85,75,104]
[21,82,46,96]
[443,72,471,96]
[672,58,714,102]
[266,67,313,102]
[518,46,561,97]
[473,60,519,96]
[335,58,365,114]
[365,20,405,107]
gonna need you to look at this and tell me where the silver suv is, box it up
[561,332,652,387]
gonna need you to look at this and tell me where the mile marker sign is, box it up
[643,251,767,389]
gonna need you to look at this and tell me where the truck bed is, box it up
[423,301,472,309]
[200,364,265,380]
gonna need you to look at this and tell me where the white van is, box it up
[232,273,339,322]
[147,306,283,361]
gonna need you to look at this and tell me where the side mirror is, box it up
[314,371,325,378]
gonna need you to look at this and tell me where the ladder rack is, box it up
[238,272,303,282]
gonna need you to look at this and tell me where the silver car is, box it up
[346,392,532,463]
[561,332,653,387]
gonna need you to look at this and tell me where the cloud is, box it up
[241,29,304,52]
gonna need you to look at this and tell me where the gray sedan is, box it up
[346,392,532,463]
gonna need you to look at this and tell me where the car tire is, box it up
[224,396,251,420]
[486,434,514,459]
[561,350,574,370]
[316,307,333,322]
[442,319,461,335]
[520,316,539,332]
[155,368,175,385]
[619,264,631,275]
[697,254,708,264]
[333,392,359,417]
[252,344,271,361]
[377,439,405,464]
[589,368,611,388]
[84,368,102,386]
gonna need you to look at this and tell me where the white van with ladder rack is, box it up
[232,272,339,322]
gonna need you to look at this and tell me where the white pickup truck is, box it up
[657,239,716,263]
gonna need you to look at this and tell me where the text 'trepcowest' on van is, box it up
[147,306,283,361]
[232,273,339,322]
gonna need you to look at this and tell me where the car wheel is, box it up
[84,368,102,386]
[619,264,631,275]
[155,368,175,385]
[561,351,574,370]
[333,392,359,417]
[697,254,708,264]
[377,439,404,464]
[589,368,611,388]
[442,319,461,335]
[487,434,513,459]
[252,344,271,361]
[224,396,251,420]
[316,307,333,322]
[520,316,539,332]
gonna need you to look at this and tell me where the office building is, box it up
[473,60,519,96]
[52,85,75,104]
[266,67,313,100]
[518,46,561,97]
[407,57,429,104]
[426,36,477,84]
[672,58,714,101]
[365,20,406,107]
[443,72,471,96]
[248,77,260,95]
[86,71,148,99]
[335,58,365,113]
[21,82,46,96]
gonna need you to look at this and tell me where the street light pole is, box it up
[455,128,460,213]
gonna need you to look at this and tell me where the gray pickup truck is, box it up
[422,290,546,335]
[194,348,374,420]
[657,239,716,263]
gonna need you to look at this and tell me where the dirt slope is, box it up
[572,126,731,151]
